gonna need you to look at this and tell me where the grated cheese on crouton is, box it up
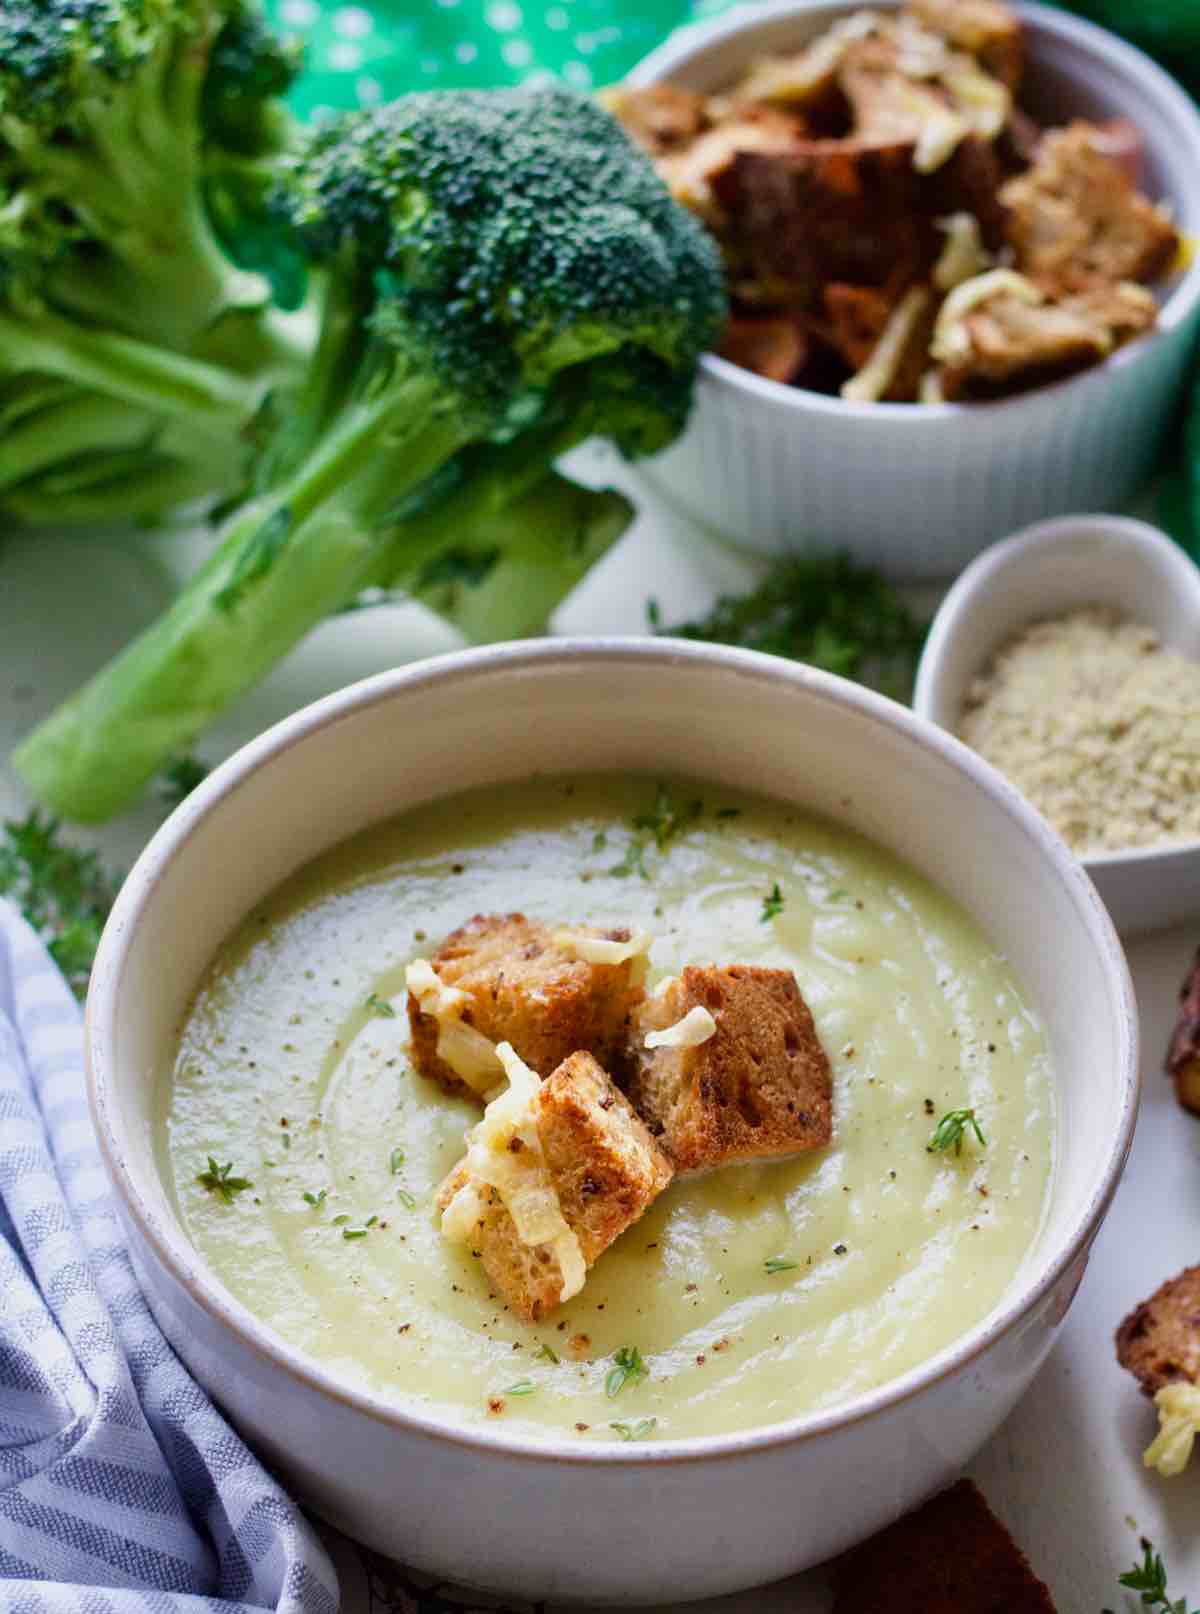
[438,1051,673,1322]
[408,913,646,1100]
[626,965,833,1172]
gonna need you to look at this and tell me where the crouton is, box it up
[723,141,928,306]
[824,282,895,369]
[833,1478,1057,1612]
[718,314,808,382]
[624,965,832,1172]
[656,116,808,221]
[733,33,849,113]
[930,270,1151,400]
[840,285,935,402]
[408,914,646,1100]
[1116,1265,1200,1477]
[1116,1265,1200,1398]
[600,84,709,157]
[905,0,1024,92]
[840,35,973,174]
[1001,121,1179,294]
[438,1048,674,1322]
[1165,949,1200,1115]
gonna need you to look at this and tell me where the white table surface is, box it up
[4,448,1198,1612]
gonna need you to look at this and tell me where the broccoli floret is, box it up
[202,7,302,157]
[0,0,309,524]
[15,88,725,820]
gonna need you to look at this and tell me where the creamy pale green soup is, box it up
[163,774,1054,1441]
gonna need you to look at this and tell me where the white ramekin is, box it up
[914,513,1200,935]
[86,641,1137,1603]
[628,1,1200,578]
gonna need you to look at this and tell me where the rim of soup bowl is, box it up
[85,638,1139,1464]
[626,0,1200,424]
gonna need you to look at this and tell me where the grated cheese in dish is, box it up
[958,607,1200,854]
[441,1043,586,1302]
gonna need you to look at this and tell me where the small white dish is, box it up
[914,514,1200,936]
[628,1,1200,576]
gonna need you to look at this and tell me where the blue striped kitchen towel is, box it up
[0,900,339,1613]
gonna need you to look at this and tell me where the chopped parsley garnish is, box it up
[537,1343,559,1364]
[395,1188,417,1210]
[157,755,209,807]
[763,1256,798,1274]
[828,887,850,902]
[365,1214,378,1228]
[331,1213,350,1225]
[505,1380,536,1396]
[653,554,928,703]
[302,1189,327,1209]
[610,785,703,879]
[606,1345,648,1398]
[366,992,396,1019]
[342,1227,369,1240]
[196,1157,253,1204]
[0,810,122,998]
[591,830,608,853]
[638,785,703,851]
[927,1108,987,1157]
[280,1133,290,1150]
[610,1418,657,1441]
[389,1148,405,1174]
[645,597,661,628]
[1114,1541,1199,1612]
[761,882,785,922]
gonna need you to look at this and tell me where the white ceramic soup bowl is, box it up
[914,513,1200,936]
[628,1,1200,578]
[86,641,1137,1603]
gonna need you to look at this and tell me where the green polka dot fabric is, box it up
[265,1,1197,123]
[265,0,736,118]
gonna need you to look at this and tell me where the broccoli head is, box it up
[281,88,724,451]
[0,0,308,524]
[16,87,725,819]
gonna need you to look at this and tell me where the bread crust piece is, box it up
[1001,121,1179,294]
[1165,949,1200,1116]
[624,965,832,1172]
[904,0,1024,92]
[1116,1265,1200,1397]
[437,1052,674,1323]
[408,914,645,1099]
[833,1478,1057,1612]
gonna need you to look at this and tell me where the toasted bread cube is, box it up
[1116,1265,1200,1398]
[408,914,646,1099]
[600,83,710,157]
[719,314,809,383]
[625,965,832,1172]
[833,1479,1057,1612]
[905,0,1024,92]
[438,1051,673,1322]
[1116,1266,1200,1477]
[1001,122,1178,294]
[1166,948,1200,1115]
[932,274,1157,400]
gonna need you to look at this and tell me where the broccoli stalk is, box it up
[0,0,308,524]
[15,88,724,821]
[404,472,634,644]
